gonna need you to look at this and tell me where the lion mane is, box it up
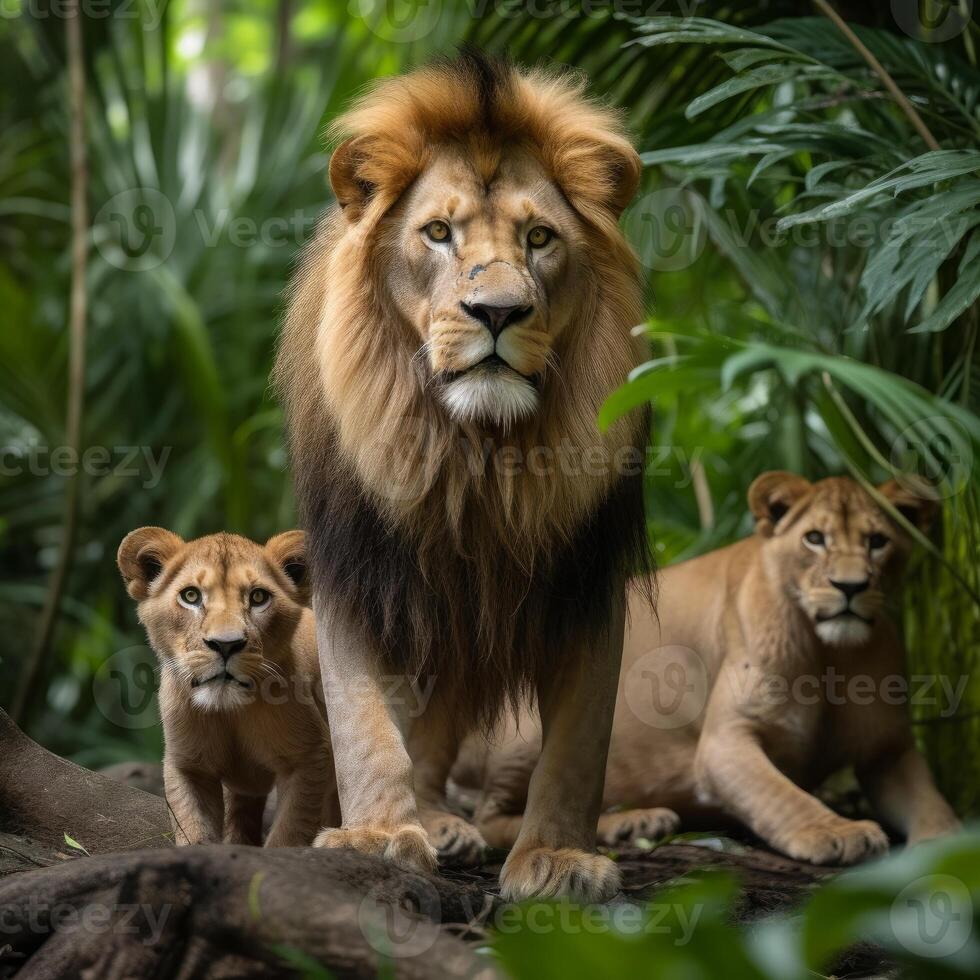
[275,50,653,729]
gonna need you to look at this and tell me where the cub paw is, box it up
[597,807,681,846]
[500,846,621,903]
[420,810,488,868]
[313,824,438,873]
[780,818,888,865]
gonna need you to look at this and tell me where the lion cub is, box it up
[118,527,337,847]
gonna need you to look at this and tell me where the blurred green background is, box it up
[0,0,978,821]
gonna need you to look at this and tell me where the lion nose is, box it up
[204,634,247,660]
[461,301,533,337]
[829,578,869,601]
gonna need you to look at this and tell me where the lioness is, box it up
[276,51,650,900]
[118,528,338,847]
[467,474,960,864]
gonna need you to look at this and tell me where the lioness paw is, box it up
[781,818,888,865]
[597,807,680,846]
[314,824,438,873]
[420,810,488,867]
[499,846,621,903]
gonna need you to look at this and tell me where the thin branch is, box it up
[12,0,89,723]
[813,0,942,152]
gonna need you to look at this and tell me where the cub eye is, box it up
[527,226,553,248]
[423,220,451,243]
[249,588,271,607]
[804,530,825,547]
[179,587,201,606]
[868,532,889,551]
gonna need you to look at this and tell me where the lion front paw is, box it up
[597,807,680,846]
[499,846,621,903]
[420,809,487,867]
[313,824,438,873]
[779,818,888,865]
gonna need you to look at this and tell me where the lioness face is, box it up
[380,147,588,427]
[749,473,935,647]
[118,529,307,710]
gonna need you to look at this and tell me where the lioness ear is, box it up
[748,471,813,537]
[117,527,183,601]
[329,137,375,221]
[877,479,939,533]
[266,530,309,603]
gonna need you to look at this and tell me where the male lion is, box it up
[275,51,650,901]
[465,474,960,865]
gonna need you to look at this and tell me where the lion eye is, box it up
[423,220,451,243]
[804,530,825,547]
[179,587,202,606]
[527,226,553,248]
[868,532,889,551]
[249,588,271,607]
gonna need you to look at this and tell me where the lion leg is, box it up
[312,611,436,873]
[223,790,266,846]
[596,808,680,846]
[697,727,887,865]
[410,708,487,867]
[858,744,960,844]
[499,593,626,903]
[164,761,223,846]
[266,758,334,848]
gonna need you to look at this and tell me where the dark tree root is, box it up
[0,708,887,977]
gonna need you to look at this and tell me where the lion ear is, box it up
[748,471,813,537]
[266,530,309,603]
[877,478,939,533]
[118,527,183,601]
[329,137,375,220]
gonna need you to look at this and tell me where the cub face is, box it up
[748,472,937,647]
[118,528,307,710]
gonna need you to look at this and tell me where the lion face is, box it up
[749,473,937,647]
[118,528,307,710]
[379,146,588,427]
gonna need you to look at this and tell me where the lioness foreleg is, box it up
[312,611,437,872]
[858,743,960,844]
[696,725,887,865]
[164,762,224,846]
[499,596,625,903]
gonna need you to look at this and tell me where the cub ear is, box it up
[329,137,375,221]
[117,527,183,601]
[748,471,813,537]
[877,478,940,533]
[266,530,309,602]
